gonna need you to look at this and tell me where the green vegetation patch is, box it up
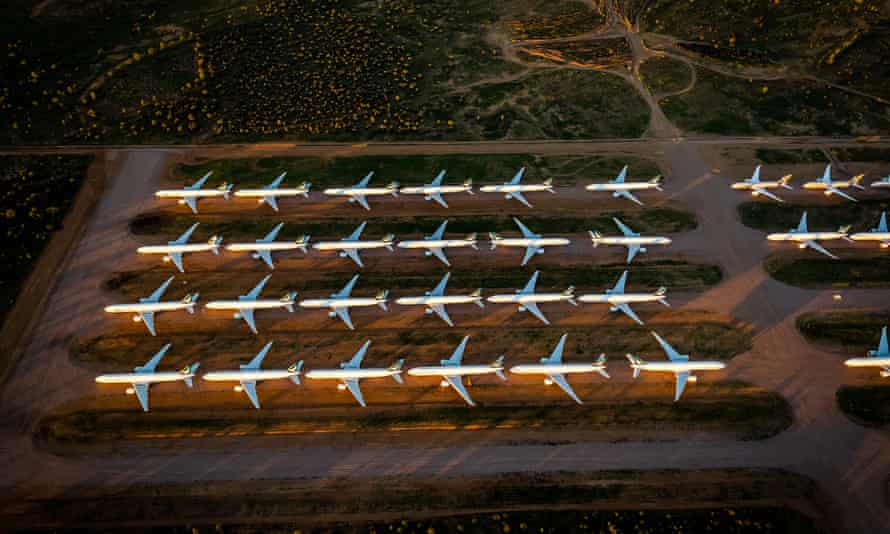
[640,56,694,96]
[753,148,828,165]
[837,385,890,427]
[796,310,890,350]
[830,147,890,164]
[765,255,890,289]
[738,200,890,233]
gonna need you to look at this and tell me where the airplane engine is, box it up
[609,306,618,312]
[125,387,135,395]
[688,375,698,383]
[824,191,831,196]
[132,316,142,322]
[752,191,760,197]
[177,199,186,205]
[537,249,544,254]
[348,197,356,202]
[233,312,241,319]
[881,243,889,249]
[339,252,347,258]
[424,308,433,314]
[424,250,432,256]
[257,199,264,204]
[505,194,512,200]
[544,378,553,386]
[424,195,431,200]
[640,247,647,253]
[162,256,171,262]
[234,385,243,392]
[251,252,261,259]
[798,243,807,249]
[440,380,450,387]
[518,306,526,312]
[328,311,337,318]
[337,383,347,391]
[881,370,890,378]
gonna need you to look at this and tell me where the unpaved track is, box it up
[1,142,890,532]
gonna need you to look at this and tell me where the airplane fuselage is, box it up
[324,187,394,197]
[396,295,480,306]
[312,241,390,252]
[871,181,890,189]
[155,189,226,199]
[202,369,299,382]
[137,243,216,255]
[592,236,671,247]
[233,188,308,200]
[95,372,191,385]
[585,182,658,192]
[849,232,890,246]
[299,298,380,309]
[577,293,664,305]
[400,185,471,195]
[767,231,847,243]
[227,242,305,253]
[305,368,400,380]
[407,365,501,378]
[479,184,551,194]
[494,237,570,248]
[398,239,475,250]
[730,181,786,191]
[844,357,890,368]
[802,181,857,190]
[636,361,726,373]
[104,302,193,314]
[510,363,604,375]
[487,293,572,305]
[205,299,293,311]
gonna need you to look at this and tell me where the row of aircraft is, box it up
[730,164,890,203]
[767,211,890,259]
[155,166,664,212]
[95,331,728,411]
[105,269,670,335]
[137,216,672,272]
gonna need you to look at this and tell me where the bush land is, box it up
[738,200,890,233]
[765,255,890,289]
[837,386,890,427]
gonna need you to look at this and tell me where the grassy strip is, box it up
[738,200,890,233]
[797,311,890,349]
[765,255,890,289]
[754,148,828,165]
[837,385,890,427]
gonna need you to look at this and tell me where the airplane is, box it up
[94,344,199,412]
[801,164,864,202]
[396,220,478,266]
[585,165,663,206]
[225,222,310,269]
[311,221,394,268]
[489,217,570,266]
[398,170,474,208]
[626,331,726,402]
[577,270,669,326]
[298,274,388,330]
[478,167,554,208]
[232,172,311,212]
[202,341,303,409]
[204,274,297,334]
[136,222,222,273]
[849,211,890,249]
[486,270,576,325]
[304,340,404,407]
[154,171,232,214]
[509,334,609,404]
[406,336,505,406]
[729,165,793,203]
[844,326,890,377]
[589,217,672,264]
[103,276,199,336]
[766,211,851,260]
[323,171,399,210]
[871,174,890,189]
[395,272,484,326]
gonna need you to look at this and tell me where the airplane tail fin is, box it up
[301,182,312,197]
[779,175,794,189]
[209,235,223,253]
[388,358,405,383]
[219,183,234,199]
[471,288,485,307]
[543,177,554,192]
[383,234,396,252]
[588,230,601,246]
[281,291,298,311]
[625,354,643,378]
[839,224,852,235]
[466,233,478,250]
[389,181,400,196]
[595,353,610,379]
[851,174,865,189]
[181,363,200,387]
[183,292,200,312]
[464,178,474,194]
[377,290,389,311]
[296,235,310,253]
[564,285,577,306]
[492,355,506,380]
[288,360,304,385]
[488,232,500,250]
[649,175,664,191]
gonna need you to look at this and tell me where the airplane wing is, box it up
[335,275,360,298]
[653,332,687,362]
[512,191,533,208]
[240,308,258,334]
[428,247,450,266]
[617,190,643,206]
[184,197,198,214]
[344,248,364,268]
[354,195,370,211]
[520,271,539,294]
[430,220,448,240]
[429,304,453,326]
[878,327,889,357]
[612,271,628,294]
[264,195,280,212]
[827,186,857,202]
[614,303,643,326]
[524,302,550,325]
[612,217,637,237]
[612,166,628,183]
[133,383,151,412]
[245,274,272,299]
[241,380,261,409]
[445,375,476,406]
[625,244,641,264]
[430,170,445,187]
[430,192,448,208]
[140,311,157,336]
[256,249,275,270]
[134,344,171,373]
[267,172,286,189]
[443,336,469,365]
[753,187,784,203]
[356,171,374,188]
[334,307,354,330]
[188,172,211,190]
[521,245,539,267]
[548,373,582,404]
[168,253,185,273]
[546,334,567,363]
[513,218,538,239]
[242,342,272,370]
[171,222,199,245]
[346,221,367,241]
[673,372,690,402]
[343,378,366,407]
[508,167,525,185]
[804,240,838,260]
[431,272,451,296]
[143,276,174,303]
[345,340,371,369]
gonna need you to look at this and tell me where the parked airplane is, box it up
[154,171,232,213]
[479,167,553,208]
[626,331,726,401]
[407,336,505,406]
[849,212,890,248]
[585,165,663,206]
[489,217,570,266]
[801,164,864,202]
[95,344,199,412]
[487,271,576,325]
[844,326,890,377]
[299,274,388,330]
[104,276,198,336]
[396,220,478,266]
[225,223,310,269]
[396,272,484,326]
[232,172,310,211]
[871,174,890,189]
[136,222,222,273]
[311,221,394,268]
[202,341,303,409]
[323,171,399,210]
[304,340,404,407]
[509,334,609,404]
[204,274,297,334]
[766,211,851,259]
[730,165,793,203]
[589,217,672,263]
[578,271,669,326]
[399,170,474,208]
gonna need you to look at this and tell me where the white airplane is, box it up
[478,167,553,208]
[509,334,609,404]
[406,336,505,406]
[202,342,303,409]
[578,270,669,326]
[298,274,388,330]
[311,221,394,268]
[136,222,222,273]
[399,170,474,208]
[95,344,199,412]
[766,211,851,260]
[154,171,232,214]
[730,165,793,203]
[323,171,399,210]
[626,331,726,402]
[489,217,570,266]
[585,165,663,206]
[396,220,478,266]
[395,272,484,327]
[103,276,199,336]
[204,274,297,334]
[801,164,864,202]
[589,217,672,264]
[232,172,310,212]
[486,271,576,325]
[849,212,890,249]
[844,326,890,377]
[871,174,890,189]
[225,223,310,269]
[304,340,404,407]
